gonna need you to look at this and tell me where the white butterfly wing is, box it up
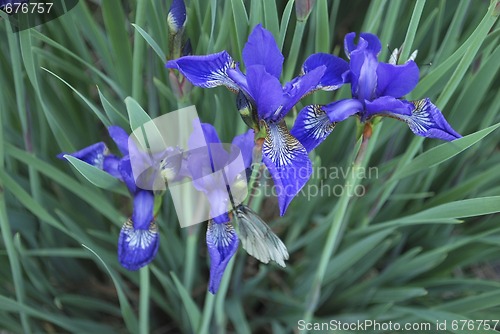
[235,206,289,267]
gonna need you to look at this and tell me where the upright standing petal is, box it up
[376,61,420,98]
[280,66,326,118]
[246,65,285,120]
[302,53,349,91]
[352,49,378,101]
[262,121,312,216]
[206,221,239,294]
[166,51,239,91]
[242,24,284,79]
[344,32,382,58]
[108,125,130,156]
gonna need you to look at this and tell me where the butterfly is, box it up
[233,204,289,267]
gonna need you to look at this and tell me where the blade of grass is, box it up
[399,0,426,64]
[132,0,148,103]
[82,244,138,333]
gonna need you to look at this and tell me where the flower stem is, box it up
[139,266,150,334]
[300,122,375,330]
[198,290,216,334]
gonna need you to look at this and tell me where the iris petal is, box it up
[262,121,312,216]
[231,129,255,170]
[355,50,378,101]
[344,32,381,58]
[290,105,336,152]
[103,155,122,179]
[246,65,285,121]
[108,126,129,156]
[281,66,326,119]
[132,190,155,230]
[242,24,284,79]
[206,221,239,294]
[323,98,363,122]
[302,53,349,91]
[385,98,461,141]
[376,61,420,98]
[119,156,137,193]
[118,219,159,271]
[57,142,108,169]
[364,96,413,119]
[166,51,239,91]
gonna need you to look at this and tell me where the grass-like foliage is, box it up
[1,0,499,333]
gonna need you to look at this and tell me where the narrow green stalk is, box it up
[214,254,237,333]
[399,0,426,63]
[283,20,307,82]
[198,289,216,334]
[132,0,148,103]
[300,124,375,330]
[183,228,198,292]
[139,267,150,334]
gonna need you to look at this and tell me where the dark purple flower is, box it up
[166,24,344,215]
[291,32,461,152]
[58,126,159,271]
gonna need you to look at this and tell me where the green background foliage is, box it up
[0,0,499,333]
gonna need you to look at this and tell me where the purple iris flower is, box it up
[291,32,461,152]
[186,121,253,293]
[166,24,347,215]
[58,126,159,271]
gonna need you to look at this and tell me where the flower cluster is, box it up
[167,25,461,216]
[60,9,461,294]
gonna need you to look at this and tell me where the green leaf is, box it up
[62,155,121,189]
[125,96,153,131]
[404,196,500,221]
[97,86,129,127]
[170,272,201,332]
[42,68,110,126]
[132,25,166,62]
[394,122,500,180]
[82,244,138,333]
[231,0,249,54]
[277,0,295,51]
